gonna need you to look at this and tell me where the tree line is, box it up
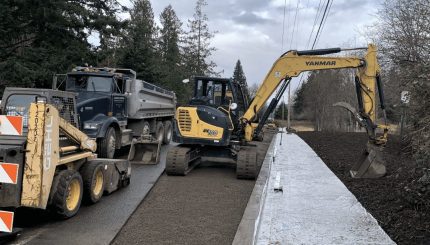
[0,0,219,104]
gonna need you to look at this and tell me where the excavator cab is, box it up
[190,77,233,106]
[188,77,249,130]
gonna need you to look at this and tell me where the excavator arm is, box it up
[241,44,388,178]
[242,44,385,141]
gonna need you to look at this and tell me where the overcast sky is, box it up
[118,0,381,91]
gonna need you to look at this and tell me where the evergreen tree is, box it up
[119,0,160,84]
[0,0,123,90]
[293,82,306,115]
[159,5,188,103]
[183,0,217,77]
[232,59,248,99]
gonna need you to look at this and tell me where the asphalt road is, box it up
[7,144,173,245]
[113,133,274,245]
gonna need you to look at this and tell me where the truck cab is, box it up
[64,68,128,137]
[54,67,176,159]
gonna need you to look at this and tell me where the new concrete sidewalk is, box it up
[234,131,394,245]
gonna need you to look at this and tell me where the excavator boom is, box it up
[242,44,387,178]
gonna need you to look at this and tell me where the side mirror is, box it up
[182,79,190,84]
[230,103,238,110]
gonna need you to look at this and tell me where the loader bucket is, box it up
[128,138,161,165]
[350,142,386,178]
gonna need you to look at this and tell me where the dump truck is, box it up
[53,67,176,161]
[0,89,131,234]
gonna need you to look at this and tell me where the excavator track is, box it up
[166,145,201,176]
[236,147,258,179]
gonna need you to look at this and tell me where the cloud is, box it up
[233,11,274,25]
[119,0,382,92]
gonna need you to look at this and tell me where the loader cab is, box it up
[0,88,79,130]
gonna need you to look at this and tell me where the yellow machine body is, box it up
[176,107,224,141]
[22,103,96,209]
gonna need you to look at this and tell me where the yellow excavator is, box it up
[167,44,388,179]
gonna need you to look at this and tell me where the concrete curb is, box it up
[232,132,279,245]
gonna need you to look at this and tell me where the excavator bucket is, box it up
[128,137,161,165]
[350,142,386,178]
[333,102,387,178]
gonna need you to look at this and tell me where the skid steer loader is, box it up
[0,89,132,234]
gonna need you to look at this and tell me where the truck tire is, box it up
[81,163,104,204]
[163,120,172,145]
[50,170,83,219]
[155,122,164,143]
[98,127,116,159]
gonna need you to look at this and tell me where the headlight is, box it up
[83,122,102,130]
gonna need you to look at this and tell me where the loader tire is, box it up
[50,170,83,219]
[163,120,172,145]
[155,122,164,143]
[97,126,116,159]
[81,163,104,204]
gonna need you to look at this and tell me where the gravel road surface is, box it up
[113,132,274,245]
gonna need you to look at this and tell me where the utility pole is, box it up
[282,95,285,121]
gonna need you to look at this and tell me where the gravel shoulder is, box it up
[298,131,430,245]
[113,132,274,245]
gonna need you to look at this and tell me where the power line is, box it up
[281,0,287,51]
[314,0,333,48]
[289,0,300,49]
[311,0,330,49]
[297,0,323,91]
[298,0,333,92]
[306,0,323,49]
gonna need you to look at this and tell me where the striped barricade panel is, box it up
[0,211,14,233]
[0,115,23,136]
[0,163,19,232]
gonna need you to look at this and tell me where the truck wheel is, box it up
[162,121,172,145]
[155,122,164,143]
[81,163,104,204]
[50,170,83,219]
[98,127,116,159]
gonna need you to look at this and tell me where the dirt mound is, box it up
[298,132,430,245]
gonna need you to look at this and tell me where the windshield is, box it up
[195,79,233,106]
[66,75,112,92]
[4,94,37,127]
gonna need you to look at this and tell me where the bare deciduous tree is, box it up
[301,69,357,132]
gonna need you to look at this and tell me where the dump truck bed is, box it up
[127,80,176,120]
